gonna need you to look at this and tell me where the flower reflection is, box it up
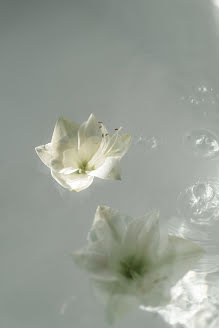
[72,206,203,323]
[35,114,132,192]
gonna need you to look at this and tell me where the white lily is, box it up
[72,206,204,323]
[35,114,132,192]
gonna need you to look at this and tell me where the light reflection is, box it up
[141,271,211,328]
[212,0,219,8]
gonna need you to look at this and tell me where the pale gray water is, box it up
[1,0,219,327]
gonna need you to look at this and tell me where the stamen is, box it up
[98,121,103,124]
[119,256,145,280]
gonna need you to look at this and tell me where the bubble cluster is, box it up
[133,135,162,150]
[177,179,219,224]
[184,129,219,159]
[181,85,219,116]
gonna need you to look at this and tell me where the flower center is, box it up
[78,160,88,174]
[119,256,145,280]
[77,160,95,174]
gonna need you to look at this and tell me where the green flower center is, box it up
[77,160,95,174]
[79,160,88,173]
[119,256,146,280]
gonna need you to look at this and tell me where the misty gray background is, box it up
[1,0,219,327]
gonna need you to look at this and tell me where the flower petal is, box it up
[90,133,132,165]
[62,148,80,170]
[51,117,79,144]
[88,157,121,180]
[91,277,139,323]
[78,114,102,148]
[51,170,94,192]
[89,206,132,244]
[105,293,139,324]
[35,143,52,167]
[141,236,204,307]
[72,246,107,274]
[104,133,132,158]
[122,210,160,260]
[165,235,204,262]
[136,210,161,263]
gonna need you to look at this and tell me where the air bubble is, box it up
[177,179,219,224]
[133,135,163,150]
[181,85,219,117]
[192,183,215,202]
[184,129,219,159]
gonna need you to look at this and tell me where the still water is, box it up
[1,0,219,327]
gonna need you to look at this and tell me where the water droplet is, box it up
[184,129,219,159]
[177,179,219,224]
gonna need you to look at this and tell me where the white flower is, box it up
[72,206,204,323]
[35,114,132,192]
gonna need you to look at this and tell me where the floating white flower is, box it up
[72,206,204,323]
[35,114,132,192]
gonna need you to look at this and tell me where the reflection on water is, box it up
[144,273,219,328]
[177,179,219,225]
[143,211,219,328]
[72,206,204,324]
[183,130,219,159]
[141,271,209,327]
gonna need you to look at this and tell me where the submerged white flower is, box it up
[72,206,204,323]
[35,114,132,192]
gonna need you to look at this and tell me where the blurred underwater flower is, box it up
[35,114,132,192]
[72,206,204,323]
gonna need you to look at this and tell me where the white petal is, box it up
[89,206,132,244]
[90,134,132,166]
[165,235,204,261]
[78,114,102,148]
[141,236,204,307]
[51,117,79,144]
[35,142,66,171]
[136,210,161,263]
[72,246,107,274]
[35,143,52,167]
[105,133,132,158]
[51,170,94,192]
[123,210,160,260]
[62,148,80,170]
[105,293,139,324]
[88,157,121,180]
[78,138,101,163]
